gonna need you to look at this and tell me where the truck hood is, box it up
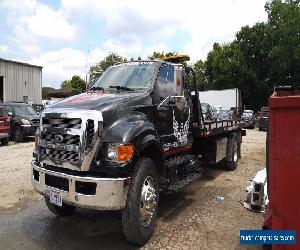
[15,114,40,121]
[49,91,152,112]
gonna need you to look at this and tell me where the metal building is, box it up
[0,58,42,104]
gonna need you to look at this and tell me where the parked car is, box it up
[32,104,44,114]
[258,107,269,131]
[217,110,231,120]
[214,106,223,115]
[229,107,242,119]
[0,102,40,142]
[201,103,217,121]
[44,99,59,109]
[241,110,255,129]
[0,106,10,145]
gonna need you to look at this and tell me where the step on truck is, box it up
[31,55,246,245]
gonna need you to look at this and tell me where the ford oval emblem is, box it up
[54,134,64,143]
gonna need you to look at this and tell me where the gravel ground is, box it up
[0,139,41,212]
[0,129,266,249]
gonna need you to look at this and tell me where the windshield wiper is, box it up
[109,85,133,91]
[90,86,105,91]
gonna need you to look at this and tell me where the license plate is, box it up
[50,190,62,207]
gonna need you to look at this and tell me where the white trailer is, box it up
[198,88,242,111]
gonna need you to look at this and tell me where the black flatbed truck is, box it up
[31,55,245,245]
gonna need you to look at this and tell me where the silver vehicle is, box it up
[241,110,255,129]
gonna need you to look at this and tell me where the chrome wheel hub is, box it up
[140,176,156,227]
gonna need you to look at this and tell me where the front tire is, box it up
[45,198,76,216]
[0,137,9,145]
[14,127,24,142]
[122,157,159,245]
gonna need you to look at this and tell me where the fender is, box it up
[139,133,166,182]
[102,111,157,143]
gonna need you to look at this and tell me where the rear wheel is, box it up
[45,198,76,216]
[0,137,9,145]
[14,127,24,142]
[122,157,159,245]
[225,133,238,170]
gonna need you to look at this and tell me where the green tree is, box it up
[265,0,300,86]
[148,51,178,59]
[193,59,206,89]
[61,80,72,90]
[203,0,300,111]
[235,23,271,110]
[89,53,125,83]
[61,75,86,94]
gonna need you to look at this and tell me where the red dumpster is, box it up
[263,87,300,249]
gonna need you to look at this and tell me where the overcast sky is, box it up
[0,0,267,88]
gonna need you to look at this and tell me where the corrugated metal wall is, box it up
[0,60,42,104]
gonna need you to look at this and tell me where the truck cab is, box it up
[32,56,245,245]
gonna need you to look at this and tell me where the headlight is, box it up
[21,119,31,125]
[106,143,134,163]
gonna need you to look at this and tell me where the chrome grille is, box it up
[40,117,82,166]
[86,120,95,150]
[41,132,80,145]
[39,109,103,171]
[41,148,80,163]
[31,119,40,125]
[42,117,81,129]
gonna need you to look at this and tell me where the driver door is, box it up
[156,65,192,151]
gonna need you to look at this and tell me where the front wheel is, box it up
[122,157,159,245]
[14,127,24,142]
[0,138,9,145]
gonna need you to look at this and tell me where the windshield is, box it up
[14,105,36,116]
[92,62,158,91]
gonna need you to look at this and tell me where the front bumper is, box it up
[21,125,38,136]
[31,161,130,210]
[0,132,9,139]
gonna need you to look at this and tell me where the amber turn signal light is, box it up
[117,144,134,162]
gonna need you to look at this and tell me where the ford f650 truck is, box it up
[31,55,245,245]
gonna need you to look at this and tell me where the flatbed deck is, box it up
[193,119,245,137]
